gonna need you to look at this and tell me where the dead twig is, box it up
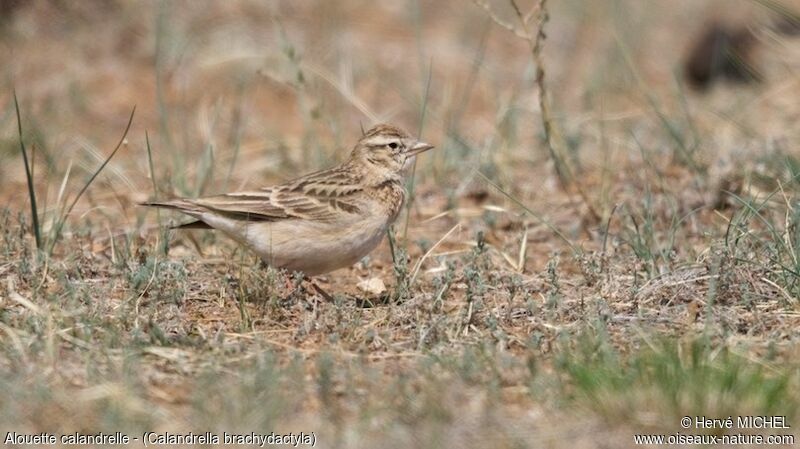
[476,0,602,228]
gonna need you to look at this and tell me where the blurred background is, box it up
[1,0,797,230]
[2,2,800,447]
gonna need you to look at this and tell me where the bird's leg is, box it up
[304,277,335,302]
[282,271,307,303]
[255,263,301,304]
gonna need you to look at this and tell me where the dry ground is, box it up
[2,1,800,448]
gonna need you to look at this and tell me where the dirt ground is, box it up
[2,1,800,448]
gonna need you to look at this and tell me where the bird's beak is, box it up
[406,141,435,156]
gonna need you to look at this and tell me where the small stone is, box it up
[357,277,387,295]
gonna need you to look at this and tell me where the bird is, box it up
[141,124,434,277]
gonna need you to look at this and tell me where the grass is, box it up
[14,91,41,252]
[553,332,797,427]
[2,0,800,447]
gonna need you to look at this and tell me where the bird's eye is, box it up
[388,142,399,150]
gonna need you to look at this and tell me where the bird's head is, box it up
[349,124,434,180]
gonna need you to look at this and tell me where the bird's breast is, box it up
[372,180,406,221]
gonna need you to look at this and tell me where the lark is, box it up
[142,124,434,276]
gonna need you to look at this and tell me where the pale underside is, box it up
[199,207,392,276]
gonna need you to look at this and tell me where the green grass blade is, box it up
[476,170,578,254]
[14,91,42,251]
[145,131,159,199]
[48,106,136,254]
[144,130,167,250]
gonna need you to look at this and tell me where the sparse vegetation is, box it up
[1,1,799,448]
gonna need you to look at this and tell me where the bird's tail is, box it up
[139,198,198,212]
[139,199,211,229]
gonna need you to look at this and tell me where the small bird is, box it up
[142,124,434,276]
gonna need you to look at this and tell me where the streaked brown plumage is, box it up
[142,124,433,275]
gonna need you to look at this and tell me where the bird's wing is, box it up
[189,166,365,222]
